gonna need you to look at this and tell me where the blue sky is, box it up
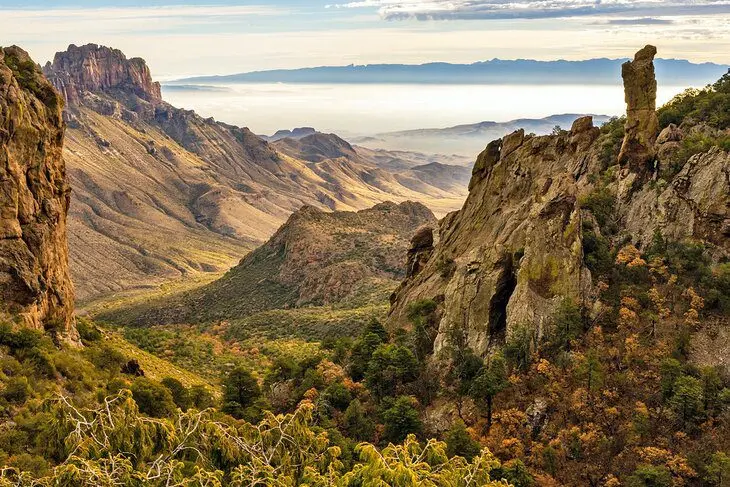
[1,0,728,76]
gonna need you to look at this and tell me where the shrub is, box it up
[161,377,191,411]
[445,421,481,460]
[130,378,177,418]
[2,377,31,404]
[382,396,422,443]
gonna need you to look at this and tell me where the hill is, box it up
[41,44,469,301]
[352,114,613,156]
[96,200,436,326]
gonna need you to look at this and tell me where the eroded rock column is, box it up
[618,45,659,182]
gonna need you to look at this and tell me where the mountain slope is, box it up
[43,44,468,301]
[96,201,436,326]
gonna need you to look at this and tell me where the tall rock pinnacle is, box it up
[0,46,77,341]
[618,45,659,180]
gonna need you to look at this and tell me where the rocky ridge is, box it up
[388,45,729,357]
[0,47,76,340]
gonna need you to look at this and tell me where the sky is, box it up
[0,0,729,77]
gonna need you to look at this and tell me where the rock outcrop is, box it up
[389,116,602,355]
[405,226,435,279]
[44,44,161,107]
[0,47,76,340]
[618,45,659,182]
[387,46,728,358]
[624,147,730,251]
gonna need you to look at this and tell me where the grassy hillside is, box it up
[94,201,434,327]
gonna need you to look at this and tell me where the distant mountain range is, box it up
[351,114,613,156]
[173,58,729,86]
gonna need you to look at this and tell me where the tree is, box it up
[161,377,191,411]
[469,354,508,429]
[349,332,384,381]
[222,366,261,419]
[669,375,704,424]
[627,464,673,487]
[363,318,389,342]
[343,399,376,442]
[549,298,583,352]
[365,344,419,398]
[705,452,730,487]
[382,396,422,443]
[445,421,481,460]
[130,378,177,418]
[188,384,215,410]
[322,382,352,411]
[504,324,535,372]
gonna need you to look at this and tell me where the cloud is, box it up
[607,17,674,25]
[328,0,730,21]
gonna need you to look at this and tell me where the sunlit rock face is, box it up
[618,44,659,184]
[44,43,161,107]
[0,46,77,341]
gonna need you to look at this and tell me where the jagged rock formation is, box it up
[389,116,601,355]
[44,44,161,106]
[41,44,468,300]
[625,147,730,252]
[388,46,728,357]
[0,47,76,340]
[95,201,436,326]
[618,45,659,182]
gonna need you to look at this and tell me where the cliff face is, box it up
[0,47,76,339]
[389,118,602,355]
[388,45,729,357]
[44,44,161,106]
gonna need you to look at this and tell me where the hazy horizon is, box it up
[161,82,689,142]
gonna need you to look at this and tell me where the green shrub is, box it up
[130,378,177,418]
[2,376,31,404]
[161,377,191,411]
[381,396,422,443]
[628,464,673,487]
[445,421,481,460]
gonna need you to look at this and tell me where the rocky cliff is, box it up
[42,44,468,300]
[0,47,76,340]
[388,45,729,357]
[44,44,161,107]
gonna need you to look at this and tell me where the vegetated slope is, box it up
[44,44,469,301]
[96,200,436,326]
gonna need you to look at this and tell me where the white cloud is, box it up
[329,0,730,20]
